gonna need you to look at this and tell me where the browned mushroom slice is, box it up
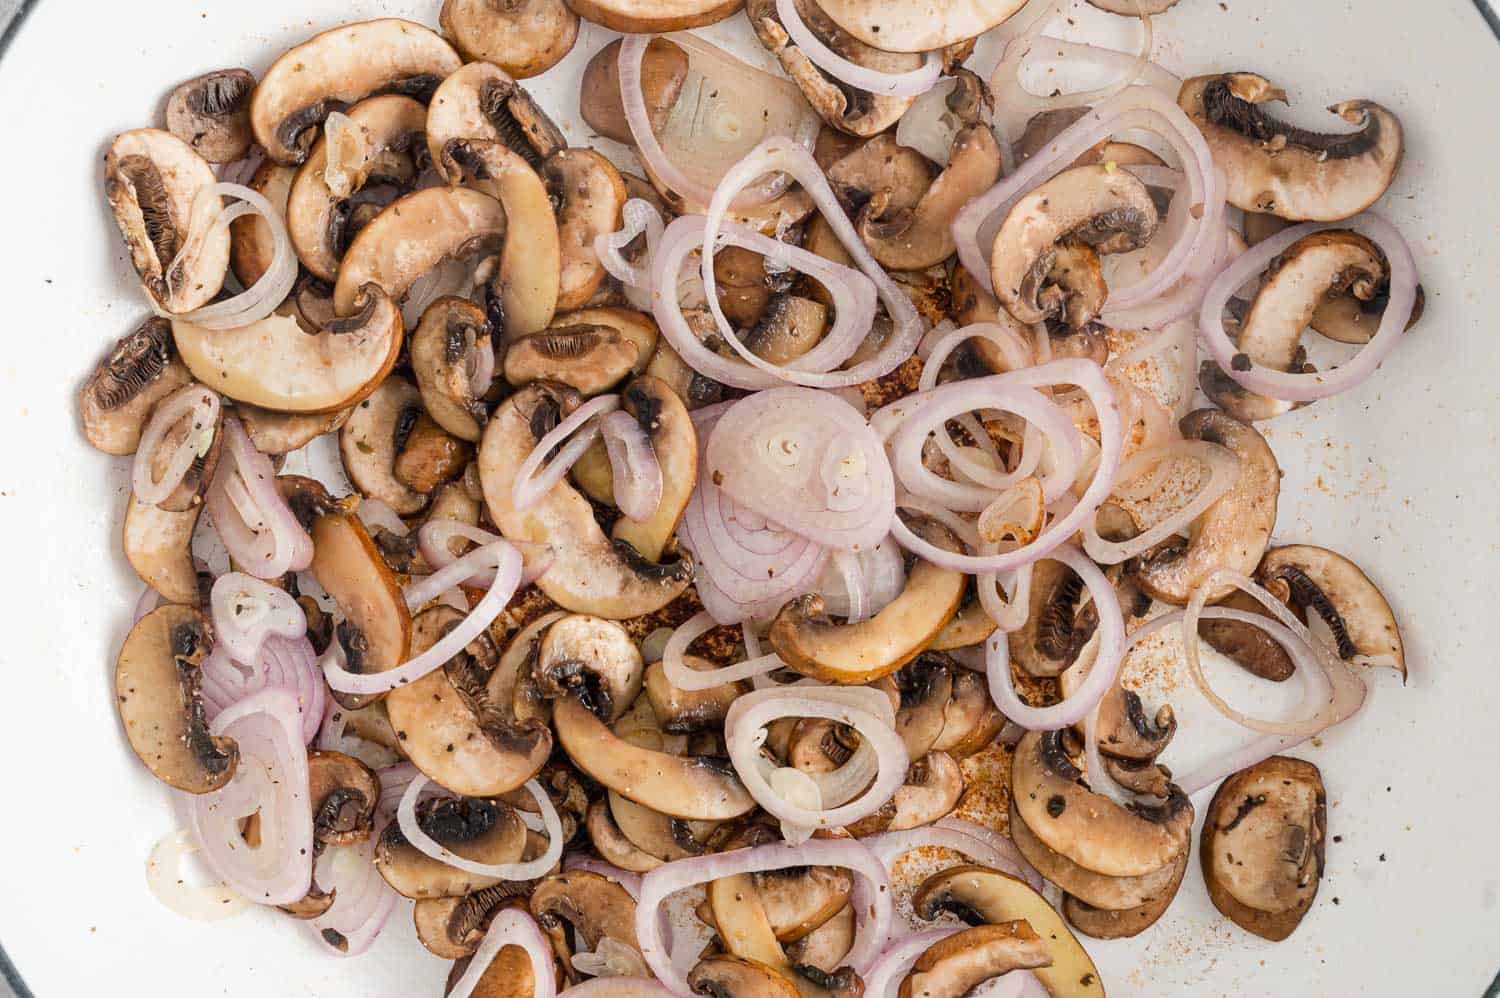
[414,885,529,958]
[250,19,461,165]
[1063,847,1189,940]
[310,510,413,708]
[747,0,920,137]
[441,0,579,78]
[1179,73,1403,221]
[230,160,297,288]
[881,655,955,759]
[910,865,1101,998]
[173,285,403,414]
[1258,544,1405,679]
[644,658,747,734]
[990,165,1159,326]
[542,149,627,312]
[751,865,853,943]
[813,0,1025,52]
[551,307,661,373]
[116,605,238,793]
[565,0,745,32]
[1008,559,1098,678]
[580,38,690,146]
[164,69,256,164]
[1011,730,1192,878]
[688,956,799,998]
[340,376,430,516]
[741,295,828,366]
[1198,589,1297,682]
[1134,409,1280,605]
[427,62,567,175]
[587,798,665,873]
[608,791,713,862]
[898,922,1051,998]
[887,751,964,829]
[479,383,692,619]
[395,414,473,496]
[608,377,697,563]
[532,614,645,725]
[80,318,194,456]
[105,129,229,314]
[769,518,965,684]
[307,750,381,847]
[503,325,640,395]
[530,871,644,979]
[1201,756,1327,941]
[123,493,202,605]
[239,405,353,456]
[1087,0,1178,10]
[374,796,528,899]
[410,297,494,443]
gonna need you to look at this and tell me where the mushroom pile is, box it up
[86,0,1419,994]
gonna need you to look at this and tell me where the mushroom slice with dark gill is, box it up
[386,606,552,797]
[414,885,528,958]
[1201,230,1390,421]
[747,0,922,137]
[1133,409,1280,605]
[1258,544,1406,679]
[1009,558,1099,678]
[1057,658,1177,762]
[688,956,799,998]
[768,517,966,684]
[1196,589,1297,682]
[79,317,193,456]
[542,148,628,312]
[115,604,238,793]
[286,94,428,282]
[374,795,528,899]
[530,871,645,981]
[164,69,256,164]
[333,186,507,318]
[426,61,567,175]
[440,137,563,340]
[607,791,714,863]
[173,284,402,414]
[1201,756,1327,941]
[898,922,1052,998]
[1179,72,1403,221]
[309,509,413,708]
[479,383,692,619]
[105,129,229,315]
[1010,730,1193,878]
[340,376,431,515]
[503,324,640,395]
[307,750,381,846]
[441,0,579,78]
[910,864,1102,998]
[645,657,748,734]
[532,614,645,725]
[250,18,461,165]
[990,164,1159,326]
[411,298,493,443]
[608,376,698,563]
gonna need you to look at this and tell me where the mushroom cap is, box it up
[250,19,461,165]
[426,62,568,177]
[1179,73,1403,221]
[533,614,644,724]
[174,285,402,415]
[164,68,256,164]
[440,0,579,79]
[1201,756,1327,941]
[307,750,382,846]
[811,0,1028,53]
[115,604,238,793]
[1133,409,1280,604]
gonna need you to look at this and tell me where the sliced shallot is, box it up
[601,409,664,522]
[204,416,314,579]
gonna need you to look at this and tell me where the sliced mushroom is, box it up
[105,129,229,314]
[1179,73,1403,220]
[1011,730,1192,878]
[1093,683,1176,763]
[307,750,382,846]
[1201,756,1327,941]
[688,956,799,998]
[1009,797,1187,914]
[440,138,563,340]
[375,795,528,899]
[769,517,966,683]
[441,0,578,78]
[479,383,692,619]
[250,19,461,165]
[813,0,1024,52]
[826,134,934,222]
[1043,244,1108,329]
[1258,544,1405,678]
[888,751,964,829]
[930,669,1004,757]
[410,298,494,444]
[1133,410,1280,605]
[532,614,644,724]
[531,871,643,981]
[333,186,507,317]
[990,165,1159,326]
[898,922,1051,998]
[927,595,998,652]
[859,125,1002,270]
[610,376,698,563]
[580,37,689,146]
[542,149,627,312]
[287,95,428,281]
[415,885,530,958]
[1202,230,1388,421]
[164,69,256,164]
[79,318,194,456]
[751,865,854,944]
[644,657,747,734]
[883,655,954,759]
[491,611,568,729]
[586,798,664,873]
[554,696,754,820]
[115,604,238,793]
[239,405,352,456]
[443,923,538,997]
[553,307,661,373]
[1008,559,1098,678]
[427,62,567,175]
[748,0,920,137]
[784,903,854,974]
[173,285,402,414]
[564,0,744,32]
[1062,846,1189,939]
[1197,589,1296,682]
[644,336,725,411]
[608,791,713,862]
[396,414,473,496]
[1312,281,1425,345]
[387,606,552,797]
[310,510,413,708]
[340,376,430,515]
[230,160,297,288]
[123,493,202,605]
[503,325,639,395]
[911,864,1102,998]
